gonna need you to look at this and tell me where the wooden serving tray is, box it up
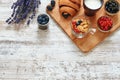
[47,0,120,53]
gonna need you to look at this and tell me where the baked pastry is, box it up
[59,0,81,18]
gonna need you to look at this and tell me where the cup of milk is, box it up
[83,0,103,16]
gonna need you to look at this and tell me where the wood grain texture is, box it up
[47,0,120,53]
[0,0,120,80]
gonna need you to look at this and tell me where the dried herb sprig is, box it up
[6,0,41,25]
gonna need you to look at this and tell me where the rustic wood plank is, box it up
[0,0,120,80]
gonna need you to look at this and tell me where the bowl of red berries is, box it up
[97,16,113,32]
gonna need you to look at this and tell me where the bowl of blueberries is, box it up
[105,0,120,15]
[37,14,50,30]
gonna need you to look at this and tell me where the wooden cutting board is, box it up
[47,0,120,53]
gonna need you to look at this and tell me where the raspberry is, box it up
[72,21,76,25]
[47,5,53,11]
[74,29,81,33]
[98,16,113,31]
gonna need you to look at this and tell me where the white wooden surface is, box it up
[0,0,120,80]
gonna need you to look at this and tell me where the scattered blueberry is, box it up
[47,0,56,11]
[47,5,53,11]
[51,0,55,7]
[62,13,70,18]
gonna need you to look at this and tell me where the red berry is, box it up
[72,21,76,25]
[98,16,113,31]
[74,29,80,33]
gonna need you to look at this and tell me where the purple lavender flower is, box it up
[6,0,41,25]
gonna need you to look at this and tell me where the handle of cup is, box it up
[89,28,96,35]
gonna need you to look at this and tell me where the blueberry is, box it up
[45,16,49,21]
[51,0,55,7]
[39,21,42,24]
[42,14,47,18]
[41,21,46,25]
[37,14,49,25]
[78,20,82,24]
[42,18,46,21]
[47,5,53,11]
[45,20,49,24]
[112,2,116,6]
[76,22,80,26]
[105,0,119,14]
[76,20,82,26]
[37,15,42,19]
[62,13,70,18]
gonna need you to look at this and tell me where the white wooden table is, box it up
[0,0,120,80]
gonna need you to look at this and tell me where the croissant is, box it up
[59,0,81,18]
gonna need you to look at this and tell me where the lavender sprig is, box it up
[6,0,41,25]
